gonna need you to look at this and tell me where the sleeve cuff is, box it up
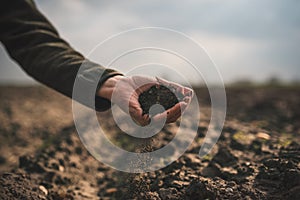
[95,71,123,112]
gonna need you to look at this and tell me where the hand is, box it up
[97,75,193,126]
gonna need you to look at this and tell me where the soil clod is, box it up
[138,85,184,115]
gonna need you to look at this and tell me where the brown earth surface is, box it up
[0,85,299,199]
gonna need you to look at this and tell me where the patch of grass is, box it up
[202,154,213,162]
[233,131,247,141]
[279,133,293,147]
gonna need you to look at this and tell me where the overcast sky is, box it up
[0,0,299,85]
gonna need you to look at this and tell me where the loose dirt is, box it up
[138,85,184,115]
[0,85,299,199]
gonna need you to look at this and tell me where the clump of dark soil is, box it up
[138,85,184,115]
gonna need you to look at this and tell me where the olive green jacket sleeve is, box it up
[0,0,123,111]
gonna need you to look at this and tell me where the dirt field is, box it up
[0,85,299,199]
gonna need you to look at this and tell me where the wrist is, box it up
[97,75,123,100]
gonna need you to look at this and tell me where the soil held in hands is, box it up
[138,85,184,116]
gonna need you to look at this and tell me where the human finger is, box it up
[131,76,157,95]
[166,101,189,123]
[152,101,186,123]
[129,106,150,126]
[156,77,193,97]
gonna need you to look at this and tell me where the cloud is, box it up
[34,0,300,83]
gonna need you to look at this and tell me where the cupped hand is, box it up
[97,75,193,126]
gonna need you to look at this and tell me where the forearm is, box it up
[0,0,122,111]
